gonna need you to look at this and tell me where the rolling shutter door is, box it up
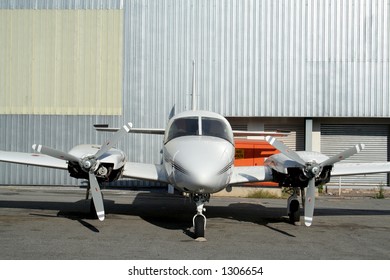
[321,124,389,186]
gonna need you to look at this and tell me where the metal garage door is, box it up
[321,124,389,186]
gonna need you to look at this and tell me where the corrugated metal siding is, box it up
[0,114,122,185]
[321,124,389,185]
[1,0,390,185]
[123,0,389,118]
[0,0,123,9]
[0,1,126,185]
[0,9,123,115]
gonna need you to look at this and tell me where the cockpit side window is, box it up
[166,117,199,142]
[201,117,233,143]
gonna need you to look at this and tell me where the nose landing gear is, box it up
[191,193,210,240]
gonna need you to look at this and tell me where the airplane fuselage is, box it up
[162,110,235,194]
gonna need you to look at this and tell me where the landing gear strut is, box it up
[287,188,301,225]
[191,193,210,240]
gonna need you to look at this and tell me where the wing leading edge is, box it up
[122,162,169,183]
[94,124,165,135]
[0,150,68,170]
[94,125,289,137]
[123,164,274,188]
[332,162,390,176]
[229,165,274,185]
[229,163,390,185]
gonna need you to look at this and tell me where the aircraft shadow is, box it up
[2,191,390,238]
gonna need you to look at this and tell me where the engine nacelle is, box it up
[68,162,124,182]
[265,152,332,188]
[66,144,126,183]
[270,166,331,188]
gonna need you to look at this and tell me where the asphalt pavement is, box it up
[1,185,390,259]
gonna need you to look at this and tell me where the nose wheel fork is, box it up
[191,193,210,240]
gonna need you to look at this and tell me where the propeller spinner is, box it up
[32,122,132,221]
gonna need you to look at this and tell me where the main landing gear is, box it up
[191,193,210,240]
[287,187,302,225]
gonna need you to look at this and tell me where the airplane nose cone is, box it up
[168,137,234,191]
[195,172,212,186]
[179,142,229,172]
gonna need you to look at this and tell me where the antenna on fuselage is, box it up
[192,60,197,111]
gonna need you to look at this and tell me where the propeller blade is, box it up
[304,179,316,226]
[88,172,105,221]
[265,136,306,167]
[94,122,132,159]
[32,144,80,163]
[320,144,365,167]
[300,187,306,209]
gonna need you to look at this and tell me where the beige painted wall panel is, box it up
[31,10,57,114]
[0,12,11,113]
[0,10,123,115]
[10,11,33,114]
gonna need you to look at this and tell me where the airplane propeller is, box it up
[32,122,132,221]
[265,136,364,226]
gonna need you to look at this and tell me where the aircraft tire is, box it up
[288,199,300,225]
[194,215,205,238]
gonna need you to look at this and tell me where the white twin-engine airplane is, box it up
[2,109,390,239]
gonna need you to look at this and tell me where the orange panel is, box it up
[234,139,279,187]
[234,139,279,166]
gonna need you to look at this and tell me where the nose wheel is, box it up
[191,193,210,240]
[194,215,206,239]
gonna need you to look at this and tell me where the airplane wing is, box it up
[332,162,390,176]
[122,162,169,183]
[229,166,274,185]
[94,124,165,135]
[127,128,165,135]
[0,150,68,170]
[95,126,288,137]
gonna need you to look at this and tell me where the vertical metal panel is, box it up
[122,0,389,120]
[0,0,388,118]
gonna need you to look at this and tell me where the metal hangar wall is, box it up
[0,0,389,186]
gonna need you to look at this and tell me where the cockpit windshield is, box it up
[201,117,233,143]
[165,116,233,143]
[166,117,198,142]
